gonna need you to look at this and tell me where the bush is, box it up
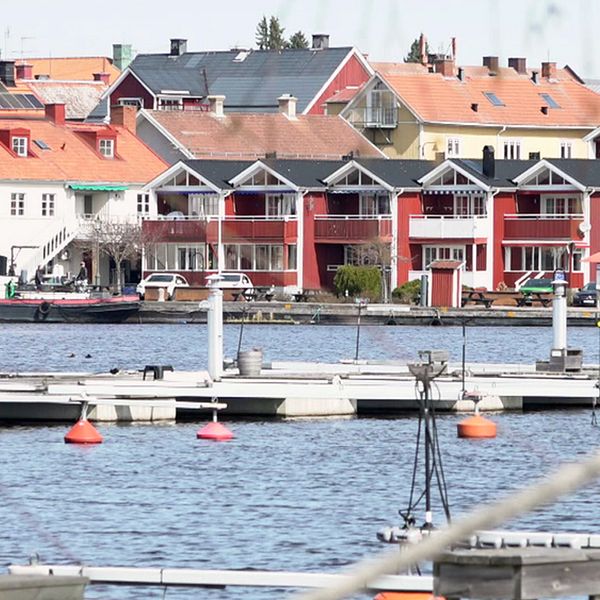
[392,279,421,304]
[333,265,381,300]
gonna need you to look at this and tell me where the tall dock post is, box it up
[552,269,567,352]
[206,275,224,381]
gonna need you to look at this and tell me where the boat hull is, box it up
[0,297,140,324]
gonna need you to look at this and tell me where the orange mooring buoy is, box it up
[64,418,103,444]
[197,421,234,441]
[457,414,497,439]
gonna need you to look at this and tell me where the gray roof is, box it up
[132,48,354,112]
[88,47,356,121]
[184,160,253,189]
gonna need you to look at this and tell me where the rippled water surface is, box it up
[1,323,600,599]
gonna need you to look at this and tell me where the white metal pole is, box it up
[207,280,223,381]
[552,279,567,351]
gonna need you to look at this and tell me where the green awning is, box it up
[69,184,129,191]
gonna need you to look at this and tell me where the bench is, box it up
[516,292,552,307]
[142,365,174,380]
[292,289,319,302]
[461,290,494,309]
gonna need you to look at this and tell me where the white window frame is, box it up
[223,243,286,271]
[453,193,486,216]
[137,193,150,215]
[158,97,183,111]
[503,140,521,159]
[98,138,114,158]
[560,141,572,159]
[10,192,25,216]
[266,193,296,217]
[189,194,218,217]
[446,137,460,158]
[541,194,582,217]
[12,136,28,157]
[359,192,391,216]
[422,245,464,269]
[41,193,55,217]
[507,245,577,272]
[118,97,143,108]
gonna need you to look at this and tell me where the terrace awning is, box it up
[69,184,129,191]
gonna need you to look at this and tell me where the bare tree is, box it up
[82,219,163,294]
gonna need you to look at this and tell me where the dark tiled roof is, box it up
[454,159,537,186]
[358,159,436,187]
[546,159,600,187]
[184,159,253,189]
[131,47,355,112]
[263,159,345,187]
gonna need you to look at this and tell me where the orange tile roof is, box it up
[325,87,363,104]
[147,110,384,159]
[21,57,120,83]
[378,66,600,127]
[0,116,166,183]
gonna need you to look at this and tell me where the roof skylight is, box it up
[484,91,505,106]
[540,93,560,108]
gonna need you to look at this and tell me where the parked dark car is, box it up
[572,282,598,307]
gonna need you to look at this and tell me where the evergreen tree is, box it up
[255,16,269,50]
[404,34,429,63]
[268,16,287,50]
[288,31,309,49]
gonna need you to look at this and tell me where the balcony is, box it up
[503,214,584,240]
[142,216,217,242]
[349,107,398,129]
[314,215,392,243]
[409,215,489,239]
[222,217,297,243]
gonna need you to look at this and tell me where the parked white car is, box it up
[206,272,254,289]
[136,273,189,300]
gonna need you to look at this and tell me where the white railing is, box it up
[409,214,489,239]
[23,218,80,276]
[143,214,298,222]
[315,214,392,220]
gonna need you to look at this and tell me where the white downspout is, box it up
[390,189,403,290]
[487,189,500,290]
[296,191,308,291]
[218,191,232,273]
[496,126,507,156]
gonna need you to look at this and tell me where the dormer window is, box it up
[12,136,28,157]
[99,138,114,158]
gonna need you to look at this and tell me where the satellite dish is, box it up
[579,222,591,234]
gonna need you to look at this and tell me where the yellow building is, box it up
[340,57,600,161]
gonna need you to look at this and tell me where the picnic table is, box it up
[461,290,494,308]
[231,287,274,302]
[292,289,319,302]
[516,292,553,307]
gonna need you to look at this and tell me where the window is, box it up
[144,243,210,271]
[422,245,464,269]
[98,138,114,158]
[41,193,55,217]
[178,245,204,270]
[10,193,25,216]
[503,140,521,159]
[509,246,576,271]
[541,195,582,216]
[453,193,486,216]
[266,193,296,217]
[540,93,560,109]
[137,193,150,214]
[359,193,390,216]
[158,98,182,111]
[223,244,286,271]
[484,92,505,106]
[560,141,572,159]
[446,137,460,158]
[34,139,50,150]
[189,194,218,217]
[287,245,297,270]
[118,97,143,108]
[12,136,28,157]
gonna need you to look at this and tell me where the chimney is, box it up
[111,105,136,133]
[482,145,495,178]
[170,38,188,56]
[278,94,297,118]
[15,63,33,80]
[471,102,479,112]
[93,72,110,85]
[434,58,454,77]
[541,105,549,115]
[508,57,527,74]
[0,60,15,86]
[112,43,133,70]
[45,103,66,126]
[457,67,465,82]
[312,34,330,50]
[208,95,225,118]
[542,61,557,79]
[531,70,539,84]
[419,33,427,65]
[483,56,499,74]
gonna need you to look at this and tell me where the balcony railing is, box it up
[314,215,392,242]
[503,214,584,240]
[349,107,398,128]
[222,217,297,242]
[409,214,489,239]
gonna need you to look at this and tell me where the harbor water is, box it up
[1,323,600,599]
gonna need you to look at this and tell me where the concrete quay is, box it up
[134,300,600,326]
[0,359,597,422]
